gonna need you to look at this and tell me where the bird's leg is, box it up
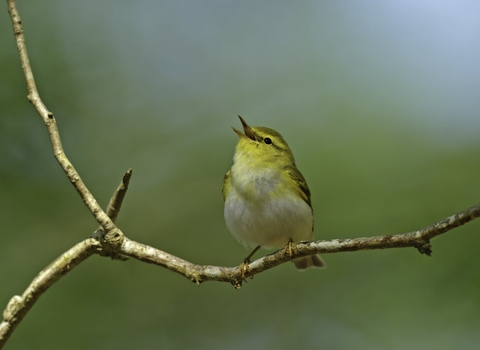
[240,245,261,280]
[243,245,261,263]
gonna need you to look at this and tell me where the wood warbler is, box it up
[223,116,325,270]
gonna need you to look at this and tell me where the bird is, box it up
[222,115,325,270]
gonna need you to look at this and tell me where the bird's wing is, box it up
[287,167,312,208]
[222,170,231,201]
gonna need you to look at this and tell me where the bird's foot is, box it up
[284,240,295,261]
[239,259,251,281]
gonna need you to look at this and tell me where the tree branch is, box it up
[3,0,480,348]
[119,201,480,288]
[6,0,123,244]
[0,168,132,348]
[0,239,99,347]
[105,169,132,223]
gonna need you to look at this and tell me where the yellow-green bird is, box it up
[223,116,325,270]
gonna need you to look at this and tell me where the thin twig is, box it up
[0,239,99,347]
[106,169,133,223]
[6,0,123,240]
[93,170,133,260]
[0,170,133,347]
[4,4,127,345]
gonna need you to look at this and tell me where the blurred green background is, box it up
[1,1,480,349]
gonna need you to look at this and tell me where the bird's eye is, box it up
[264,137,272,145]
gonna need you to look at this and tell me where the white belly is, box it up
[224,190,314,249]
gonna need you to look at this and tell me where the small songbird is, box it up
[223,116,325,270]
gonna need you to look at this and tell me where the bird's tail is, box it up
[293,254,326,270]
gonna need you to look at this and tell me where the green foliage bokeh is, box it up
[1,1,480,349]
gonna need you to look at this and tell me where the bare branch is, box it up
[3,5,126,344]
[106,169,133,223]
[120,202,480,288]
[2,199,478,347]
[0,239,99,347]
[0,170,132,347]
[6,0,123,240]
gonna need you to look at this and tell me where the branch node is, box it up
[105,228,124,246]
[415,240,432,256]
[91,229,128,261]
[231,279,243,290]
[188,269,203,286]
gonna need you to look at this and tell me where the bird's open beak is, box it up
[232,115,256,141]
